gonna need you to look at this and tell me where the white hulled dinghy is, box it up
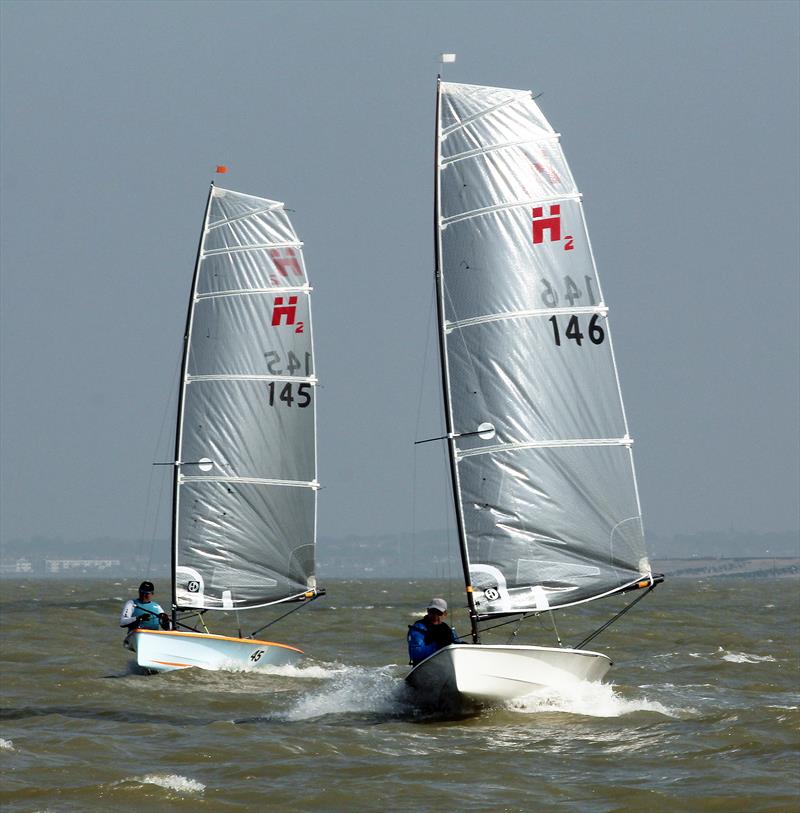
[406,79,662,710]
[133,184,323,672]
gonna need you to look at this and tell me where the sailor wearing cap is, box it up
[119,581,170,649]
[407,598,460,665]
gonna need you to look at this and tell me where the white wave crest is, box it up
[215,658,351,678]
[260,660,353,679]
[720,650,777,664]
[507,681,677,717]
[0,738,14,751]
[139,774,205,793]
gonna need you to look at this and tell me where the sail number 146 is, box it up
[548,314,605,347]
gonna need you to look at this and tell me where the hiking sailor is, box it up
[407,597,460,665]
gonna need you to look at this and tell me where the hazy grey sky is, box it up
[1,0,798,547]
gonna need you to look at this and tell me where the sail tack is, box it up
[174,187,318,611]
[436,82,650,615]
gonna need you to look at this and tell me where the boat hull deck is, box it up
[134,629,304,673]
[405,644,611,710]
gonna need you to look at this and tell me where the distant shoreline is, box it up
[1,557,797,580]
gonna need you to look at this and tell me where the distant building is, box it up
[0,558,33,574]
[44,559,120,574]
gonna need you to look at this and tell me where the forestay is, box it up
[173,186,319,611]
[436,81,651,615]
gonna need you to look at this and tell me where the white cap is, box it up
[427,597,447,613]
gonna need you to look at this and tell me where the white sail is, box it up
[436,81,651,616]
[173,186,319,611]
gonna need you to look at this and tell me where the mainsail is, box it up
[435,81,651,618]
[172,185,319,612]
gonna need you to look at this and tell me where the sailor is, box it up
[120,580,170,649]
[407,598,460,665]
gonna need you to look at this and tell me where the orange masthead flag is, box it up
[215,165,228,174]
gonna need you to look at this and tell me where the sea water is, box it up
[0,577,797,812]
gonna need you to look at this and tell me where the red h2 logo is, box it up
[532,205,574,250]
[532,205,561,243]
[272,296,297,326]
[271,295,305,333]
[270,248,303,278]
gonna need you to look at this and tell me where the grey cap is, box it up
[427,598,447,613]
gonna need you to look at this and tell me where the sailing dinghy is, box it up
[134,184,323,672]
[406,79,662,709]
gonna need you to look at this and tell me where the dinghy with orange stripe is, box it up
[135,629,304,653]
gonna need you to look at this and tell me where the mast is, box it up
[170,182,215,625]
[432,77,480,643]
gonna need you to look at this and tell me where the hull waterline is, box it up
[405,644,612,710]
[134,629,304,673]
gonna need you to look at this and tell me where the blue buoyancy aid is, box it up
[133,600,163,630]
[407,618,459,665]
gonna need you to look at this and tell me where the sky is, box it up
[1,0,798,550]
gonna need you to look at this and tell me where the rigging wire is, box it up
[572,585,656,650]
[174,611,210,633]
[248,592,324,639]
[142,353,182,577]
[506,613,527,644]
[548,608,563,647]
[472,582,658,648]
[410,279,438,579]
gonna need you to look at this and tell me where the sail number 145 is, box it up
[267,381,312,408]
[548,314,605,347]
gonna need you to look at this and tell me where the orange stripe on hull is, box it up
[152,660,193,668]
[135,629,304,654]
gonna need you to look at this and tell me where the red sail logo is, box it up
[532,204,573,251]
[271,295,297,327]
[270,248,303,278]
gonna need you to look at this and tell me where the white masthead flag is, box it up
[441,53,456,63]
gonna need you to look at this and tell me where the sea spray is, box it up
[279,664,410,721]
[506,680,677,718]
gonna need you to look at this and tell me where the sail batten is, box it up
[203,241,303,257]
[441,193,581,227]
[441,134,562,166]
[172,185,319,612]
[441,90,535,136]
[207,203,284,230]
[446,305,607,332]
[195,286,311,300]
[456,437,632,460]
[180,475,318,488]
[436,80,649,615]
[187,373,316,383]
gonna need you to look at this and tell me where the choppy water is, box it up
[1,577,798,812]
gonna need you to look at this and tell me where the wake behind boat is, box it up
[131,183,323,673]
[406,77,662,710]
